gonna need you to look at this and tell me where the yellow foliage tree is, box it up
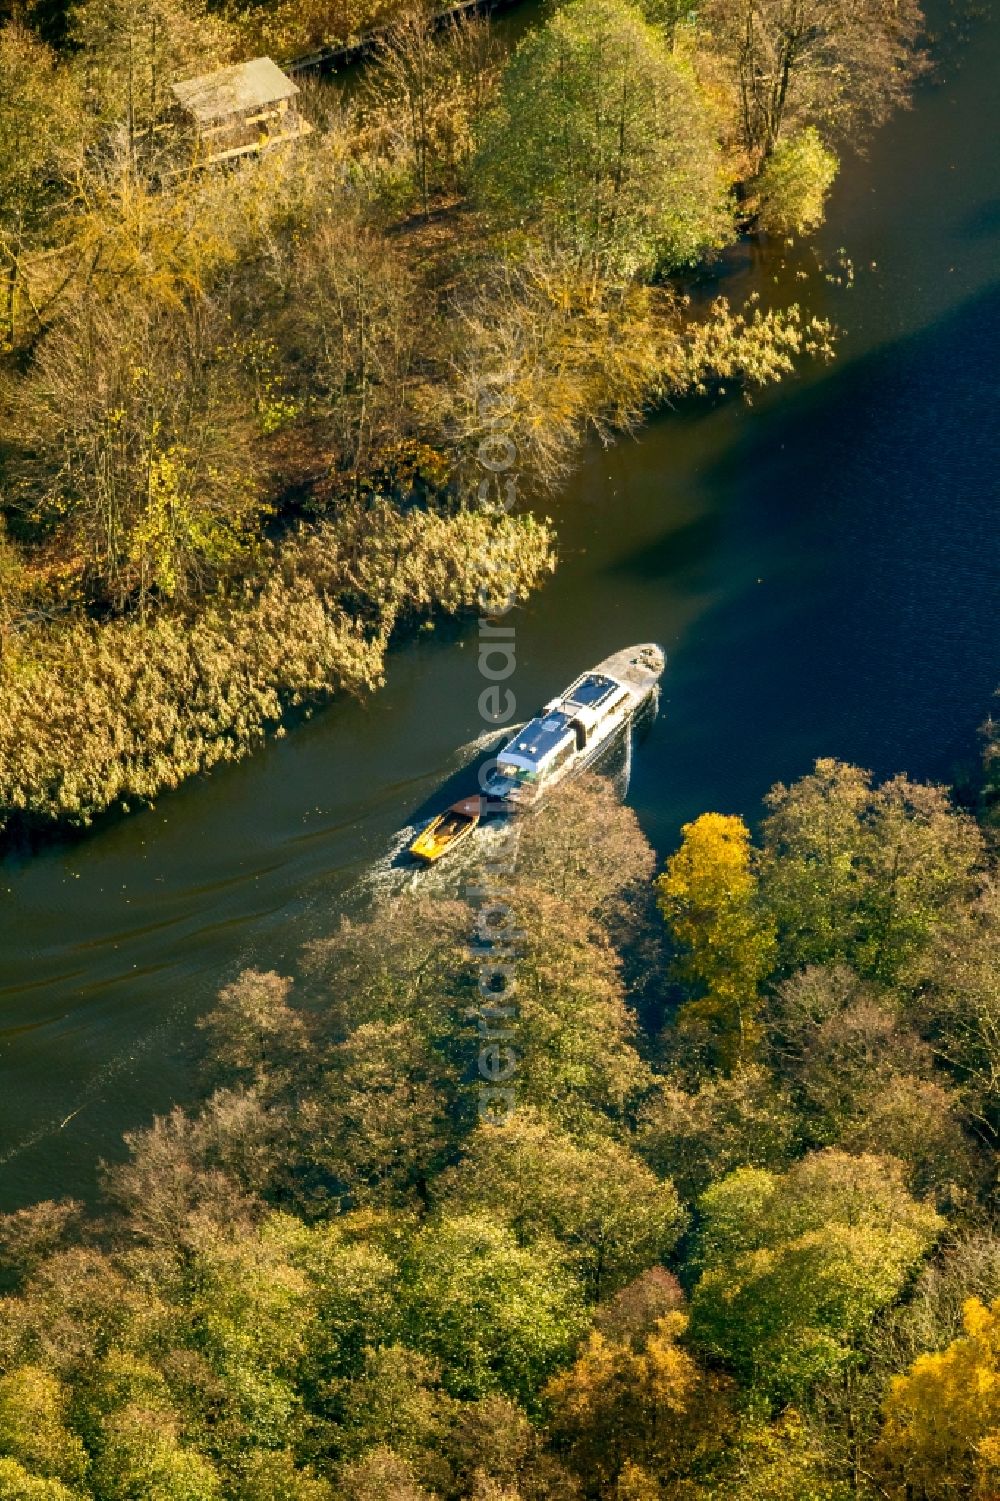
[877,1296,1000,1500]
[545,1310,733,1492]
[657,813,776,1069]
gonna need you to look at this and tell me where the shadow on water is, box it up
[624,280,1000,845]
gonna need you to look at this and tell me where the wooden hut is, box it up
[171,56,311,165]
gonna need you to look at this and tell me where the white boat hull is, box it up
[483,643,664,811]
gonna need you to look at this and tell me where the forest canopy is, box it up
[0,758,995,1499]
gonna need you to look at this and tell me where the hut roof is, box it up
[172,57,299,126]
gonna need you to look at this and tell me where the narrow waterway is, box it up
[1,3,997,1210]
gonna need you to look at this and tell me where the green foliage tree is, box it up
[436,1112,685,1301]
[688,1151,943,1401]
[474,0,730,280]
[754,126,838,234]
[171,1225,315,1461]
[707,1410,849,1501]
[401,1213,588,1404]
[760,760,983,982]
[337,1346,452,1471]
[509,889,653,1126]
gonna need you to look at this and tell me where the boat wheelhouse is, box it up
[484,644,664,809]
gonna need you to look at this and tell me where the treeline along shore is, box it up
[0,0,926,841]
[0,759,997,1498]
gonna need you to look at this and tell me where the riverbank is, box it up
[0,0,924,846]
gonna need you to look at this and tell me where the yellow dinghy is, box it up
[408,796,482,864]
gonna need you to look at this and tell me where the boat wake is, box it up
[449,723,525,768]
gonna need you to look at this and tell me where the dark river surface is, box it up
[1,4,998,1211]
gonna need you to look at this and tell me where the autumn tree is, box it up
[876,1296,1000,1500]
[445,249,676,493]
[276,212,423,484]
[513,774,656,917]
[4,288,265,614]
[0,1367,87,1488]
[657,812,776,1069]
[445,249,832,499]
[639,1064,797,1201]
[0,24,82,347]
[913,878,1000,1142]
[886,1230,1000,1371]
[509,889,652,1126]
[766,966,916,1132]
[70,0,235,161]
[102,1091,280,1247]
[442,1392,576,1499]
[545,1279,734,1494]
[294,1017,455,1210]
[753,126,838,235]
[0,1201,83,1286]
[702,0,927,165]
[364,5,499,213]
[88,1404,222,1500]
[474,0,731,281]
[198,969,308,1083]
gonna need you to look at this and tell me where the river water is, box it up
[1,3,997,1210]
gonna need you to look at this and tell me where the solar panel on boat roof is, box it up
[566,673,617,709]
[510,711,573,762]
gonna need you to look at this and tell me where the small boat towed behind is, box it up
[408,796,482,864]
